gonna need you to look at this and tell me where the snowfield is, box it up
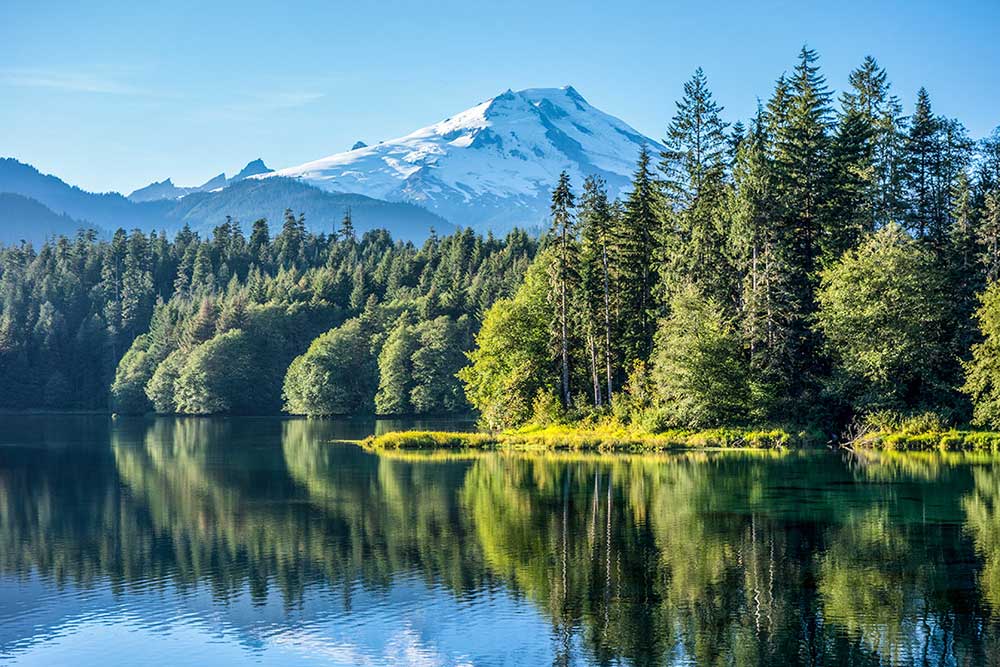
[261,86,664,231]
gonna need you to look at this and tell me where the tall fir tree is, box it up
[659,68,735,308]
[578,175,616,405]
[904,88,942,242]
[548,171,578,408]
[840,56,905,227]
[618,146,664,367]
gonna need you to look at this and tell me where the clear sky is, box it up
[2,0,998,195]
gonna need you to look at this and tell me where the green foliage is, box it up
[2,46,997,436]
[364,430,496,450]
[145,348,185,413]
[651,286,750,428]
[409,315,469,413]
[530,389,565,426]
[375,313,419,414]
[365,422,814,452]
[618,146,664,366]
[459,252,555,430]
[817,224,949,412]
[110,334,156,414]
[375,313,471,415]
[963,282,1000,428]
[174,329,257,414]
[283,318,378,416]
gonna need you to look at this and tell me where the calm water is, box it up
[4,418,1000,665]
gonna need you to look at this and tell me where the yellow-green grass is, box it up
[363,423,823,453]
[850,428,1000,452]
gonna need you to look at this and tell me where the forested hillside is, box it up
[3,47,1000,430]
[0,210,535,413]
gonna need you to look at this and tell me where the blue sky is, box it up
[2,0,998,194]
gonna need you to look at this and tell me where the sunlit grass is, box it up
[852,428,1000,452]
[363,422,826,452]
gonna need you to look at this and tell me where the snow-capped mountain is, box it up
[263,86,663,231]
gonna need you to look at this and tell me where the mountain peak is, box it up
[231,159,272,182]
[199,173,227,190]
[267,86,662,232]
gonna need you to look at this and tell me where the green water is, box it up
[2,416,1000,665]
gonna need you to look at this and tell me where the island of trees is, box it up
[2,47,1000,448]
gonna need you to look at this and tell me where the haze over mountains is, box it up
[0,86,660,243]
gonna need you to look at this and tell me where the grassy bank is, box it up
[842,411,1000,452]
[849,427,1000,452]
[363,422,826,452]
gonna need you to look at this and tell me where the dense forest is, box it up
[2,47,1000,432]
[0,211,535,414]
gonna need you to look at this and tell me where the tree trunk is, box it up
[560,234,572,409]
[601,243,613,403]
[588,332,601,406]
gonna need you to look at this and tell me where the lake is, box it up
[2,416,1000,665]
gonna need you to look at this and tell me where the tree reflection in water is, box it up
[1,417,1000,664]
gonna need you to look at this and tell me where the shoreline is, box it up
[365,423,1000,453]
[362,423,826,452]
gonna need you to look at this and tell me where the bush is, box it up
[531,390,565,425]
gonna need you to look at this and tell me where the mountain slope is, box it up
[0,158,168,230]
[165,177,454,241]
[266,86,663,231]
[0,193,96,244]
[0,158,448,242]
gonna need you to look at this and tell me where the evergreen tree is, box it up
[275,209,306,269]
[618,146,664,366]
[904,88,942,242]
[840,56,905,227]
[548,171,577,408]
[758,46,836,411]
[340,208,356,242]
[659,68,734,307]
[247,218,270,266]
[184,298,217,350]
[728,107,794,416]
[578,175,616,404]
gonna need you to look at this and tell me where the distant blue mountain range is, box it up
[0,158,454,244]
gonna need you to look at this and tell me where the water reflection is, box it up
[2,417,1000,665]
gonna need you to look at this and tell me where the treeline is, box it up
[462,49,1000,431]
[0,211,536,413]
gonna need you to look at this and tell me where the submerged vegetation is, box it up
[1,48,1000,450]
